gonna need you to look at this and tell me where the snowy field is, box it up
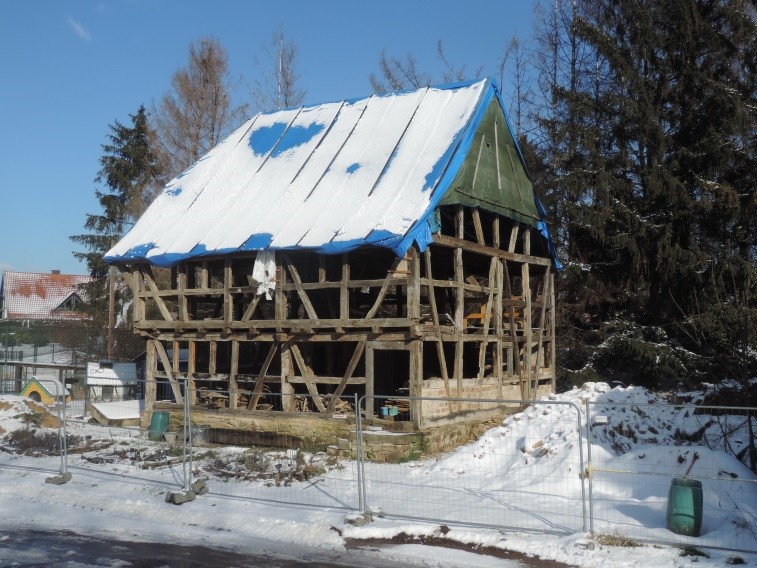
[0,383,756,567]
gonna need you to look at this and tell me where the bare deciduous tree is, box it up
[369,49,433,95]
[251,26,306,112]
[153,37,248,178]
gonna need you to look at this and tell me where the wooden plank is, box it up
[200,261,209,288]
[326,341,366,413]
[142,267,173,322]
[289,344,327,413]
[153,340,183,403]
[433,234,552,267]
[283,255,318,320]
[364,257,402,319]
[172,340,180,374]
[472,208,485,245]
[493,216,500,249]
[248,342,279,410]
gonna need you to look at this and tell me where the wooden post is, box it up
[107,265,115,360]
[145,339,157,412]
[410,338,423,429]
[522,260,533,400]
[188,340,196,405]
[454,206,464,398]
[365,342,375,419]
[280,342,294,411]
[224,258,233,323]
[550,271,556,392]
[495,260,504,397]
[178,264,189,321]
[209,340,217,375]
[340,253,350,320]
[423,249,452,403]
[229,340,239,409]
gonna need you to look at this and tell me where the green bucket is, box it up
[148,411,170,441]
[666,477,703,537]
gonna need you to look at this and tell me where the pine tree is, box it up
[70,105,161,358]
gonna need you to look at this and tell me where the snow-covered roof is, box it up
[0,271,91,320]
[106,78,555,267]
[86,362,138,386]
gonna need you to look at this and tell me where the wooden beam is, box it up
[531,269,550,388]
[153,340,183,403]
[477,258,497,380]
[240,294,262,322]
[495,259,504,398]
[410,338,423,429]
[209,340,217,375]
[327,341,366,413]
[289,344,327,413]
[145,339,156,411]
[503,261,520,383]
[223,258,233,323]
[142,267,174,322]
[493,216,500,249]
[433,234,552,267]
[274,258,287,321]
[178,265,189,321]
[508,223,519,253]
[472,208,485,245]
[423,249,451,401]
[340,253,349,319]
[550,271,556,392]
[248,342,279,410]
[280,342,294,411]
[365,343,375,419]
[522,261,533,399]
[364,257,402,319]
[283,255,318,320]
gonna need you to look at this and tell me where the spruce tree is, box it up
[70,105,161,358]
[540,0,756,389]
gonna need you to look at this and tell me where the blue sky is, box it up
[0,0,535,275]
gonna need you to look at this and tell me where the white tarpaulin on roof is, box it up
[105,80,489,266]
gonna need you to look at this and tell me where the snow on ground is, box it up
[0,385,756,567]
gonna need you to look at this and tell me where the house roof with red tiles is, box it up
[0,271,92,320]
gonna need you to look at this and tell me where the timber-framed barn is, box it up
[106,78,560,430]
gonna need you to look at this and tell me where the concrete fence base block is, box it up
[344,512,373,527]
[45,472,72,485]
[191,479,209,495]
[165,489,196,505]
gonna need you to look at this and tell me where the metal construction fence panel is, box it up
[180,388,361,511]
[586,401,757,553]
[3,377,757,554]
[357,395,587,534]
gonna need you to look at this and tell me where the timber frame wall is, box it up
[117,205,556,428]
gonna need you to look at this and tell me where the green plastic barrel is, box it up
[666,477,703,537]
[148,411,170,441]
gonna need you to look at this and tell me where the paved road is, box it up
[0,529,556,568]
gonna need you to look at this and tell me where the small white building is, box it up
[86,362,138,402]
